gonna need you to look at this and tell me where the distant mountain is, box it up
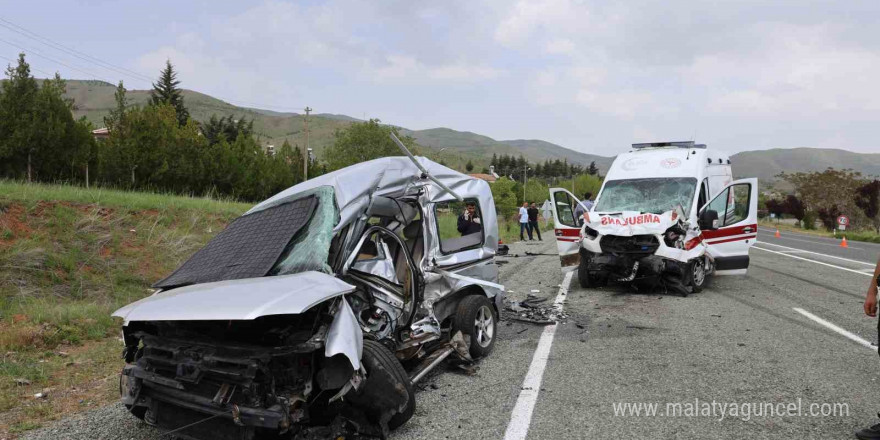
[59,80,880,179]
[401,127,612,172]
[731,148,880,180]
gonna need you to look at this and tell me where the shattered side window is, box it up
[270,186,339,275]
[435,199,484,254]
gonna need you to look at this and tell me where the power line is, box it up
[0,16,153,85]
[0,52,53,77]
[0,16,309,117]
[0,36,114,83]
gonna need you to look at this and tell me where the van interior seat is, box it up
[392,219,423,284]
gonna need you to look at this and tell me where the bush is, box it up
[802,211,817,230]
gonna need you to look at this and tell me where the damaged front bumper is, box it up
[120,332,314,436]
[579,231,706,293]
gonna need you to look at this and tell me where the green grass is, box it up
[759,219,880,243]
[0,181,251,434]
[0,180,249,215]
[434,208,551,246]
[0,181,248,350]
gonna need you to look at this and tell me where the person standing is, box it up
[573,192,594,225]
[519,202,532,241]
[527,202,542,241]
[857,256,880,440]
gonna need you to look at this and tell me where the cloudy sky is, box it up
[2,0,879,154]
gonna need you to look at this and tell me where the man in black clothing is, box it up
[457,201,482,236]
[856,256,880,439]
[527,202,542,241]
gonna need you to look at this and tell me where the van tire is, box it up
[578,257,607,288]
[686,258,707,293]
[361,339,415,429]
[452,295,497,359]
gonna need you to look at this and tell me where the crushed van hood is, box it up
[585,210,680,236]
[113,272,356,324]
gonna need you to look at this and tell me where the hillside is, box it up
[59,80,880,178]
[731,148,880,180]
[0,181,250,434]
[65,80,351,154]
[61,80,607,169]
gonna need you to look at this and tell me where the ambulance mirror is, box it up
[699,209,719,230]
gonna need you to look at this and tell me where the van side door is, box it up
[700,178,758,274]
[548,188,583,268]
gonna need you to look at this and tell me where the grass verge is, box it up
[0,181,249,436]
[759,219,880,243]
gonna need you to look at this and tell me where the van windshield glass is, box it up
[594,178,697,216]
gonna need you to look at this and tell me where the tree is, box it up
[856,180,880,233]
[203,114,254,145]
[0,53,39,180]
[781,168,867,229]
[783,195,805,226]
[765,199,785,220]
[104,81,127,131]
[150,60,189,126]
[817,206,842,231]
[491,177,518,221]
[323,119,417,171]
[465,160,474,172]
[588,161,599,175]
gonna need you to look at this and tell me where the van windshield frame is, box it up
[595,178,698,216]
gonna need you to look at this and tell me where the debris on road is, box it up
[503,295,568,325]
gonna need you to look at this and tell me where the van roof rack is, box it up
[631,141,706,149]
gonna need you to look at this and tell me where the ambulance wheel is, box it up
[578,264,607,288]
[686,258,707,293]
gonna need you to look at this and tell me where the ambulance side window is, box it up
[553,191,578,227]
[697,181,708,212]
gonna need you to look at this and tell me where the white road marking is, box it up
[757,228,864,250]
[752,246,873,277]
[793,308,875,350]
[758,241,875,266]
[503,270,574,440]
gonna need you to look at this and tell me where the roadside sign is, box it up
[837,215,849,231]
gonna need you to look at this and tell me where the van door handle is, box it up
[743,227,754,233]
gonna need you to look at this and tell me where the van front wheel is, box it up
[686,258,707,293]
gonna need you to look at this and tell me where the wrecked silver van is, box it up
[113,150,503,439]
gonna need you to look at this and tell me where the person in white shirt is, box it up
[519,202,532,241]
[573,192,594,225]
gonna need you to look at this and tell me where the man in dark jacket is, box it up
[857,256,880,439]
[457,201,482,236]
[527,202,542,241]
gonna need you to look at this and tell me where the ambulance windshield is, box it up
[594,178,697,216]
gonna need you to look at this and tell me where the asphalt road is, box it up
[22,232,880,440]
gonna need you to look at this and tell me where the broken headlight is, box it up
[663,223,686,248]
[583,225,599,239]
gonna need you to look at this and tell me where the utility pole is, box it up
[523,165,530,202]
[303,107,312,181]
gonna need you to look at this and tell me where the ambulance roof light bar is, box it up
[631,141,707,150]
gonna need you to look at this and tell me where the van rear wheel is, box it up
[452,295,497,359]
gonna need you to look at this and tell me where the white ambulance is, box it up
[549,141,758,295]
